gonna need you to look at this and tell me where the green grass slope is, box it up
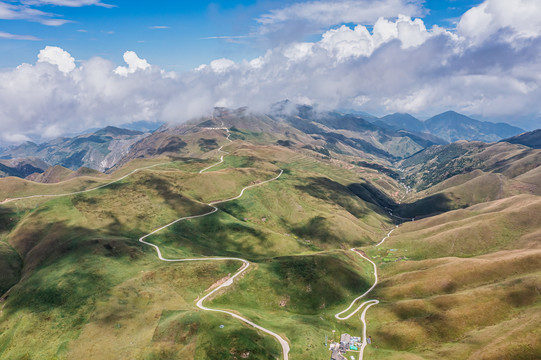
[0,132,395,359]
[1,117,539,360]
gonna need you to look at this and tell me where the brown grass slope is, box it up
[365,194,541,360]
[398,142,541,217]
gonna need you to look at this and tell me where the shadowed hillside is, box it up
[0,112,539,360]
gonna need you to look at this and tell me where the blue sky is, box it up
[1,0,541,142]
[1,0,483,70]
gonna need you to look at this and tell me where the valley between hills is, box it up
[0,108,539,360]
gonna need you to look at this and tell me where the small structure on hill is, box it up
[330,333,363,359]
[339,333,351,353]
[330,348,347,360]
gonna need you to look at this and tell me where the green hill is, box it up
[0,111,539,360]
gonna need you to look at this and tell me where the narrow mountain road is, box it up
[139,168,288,359]
[335,216,408,360]
[199,126,232,174]
[0,162,170,204]
[135,125,289,359]
[1,125,234,204]
[375,226,398,247]
[334,249,379,322]
[357,299,379,360]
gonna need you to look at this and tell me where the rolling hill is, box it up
[502,129,541,149]
[0,109,539,360]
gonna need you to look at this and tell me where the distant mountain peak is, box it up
[379,112,425,133]
[424,111,523,143]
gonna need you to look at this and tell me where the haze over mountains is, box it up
[0,107,527,181]
[0,126,149,177]
[376,111,524,143]
[2,0,541,359]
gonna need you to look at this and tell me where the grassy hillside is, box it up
[362,195,541,359]
[207,251,375,358]
[0,126,396,359]
[0,116,539,360]
[394,141,541,217]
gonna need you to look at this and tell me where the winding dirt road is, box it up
[2,120,409,360]
[135,125,289,359]
[199,126,232,174]
[334,249,379,322]
[139,166,288,359]
[334,220,404,360]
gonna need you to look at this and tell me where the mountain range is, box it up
[0,107,526,181]
[0,107,539,360]
[0,126,148,176]
[375,110,524,143]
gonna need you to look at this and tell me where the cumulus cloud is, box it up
[2,1,541,143]
[285,15,438,63]
[209,58,236,73]
[114,51,151,76]
[37,46,76,73]
[255,0,424,43]
[458,0,541,45]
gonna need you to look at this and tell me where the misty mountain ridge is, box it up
[0,126,149,174]
[0,107,529,181]
[377,110,524,143]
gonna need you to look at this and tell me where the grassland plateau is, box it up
[0,109,539,360]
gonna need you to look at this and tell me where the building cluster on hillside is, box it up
[329,333,362,360]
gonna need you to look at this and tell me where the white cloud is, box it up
[458,0,541,45]
[320,25,374,60]
[285,15,438,63]
[252,0,427,45]
[283,42,314,61]
[1,133,32,143]
[114,51,151,76]
[0,1,71,25]
[2,0,541,145]
[209,58,236,73]
[257,0,423,28]
[0,31,41,40]
[149,25,169,29]
[395,15,429,48]
[37,46,76,73]
[22,0,114,8]
[0,50,175,143]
